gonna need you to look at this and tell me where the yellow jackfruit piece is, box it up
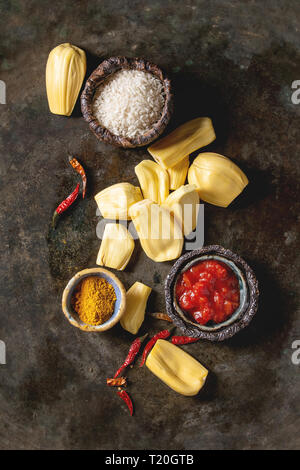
[120,282,152,334]
[94,183,143,220]
[146,339,208,396]
[162,184,200,236]
[167,156,189,190]
[46,43,86,116]
[135,160,169,204]
[148,117,216,169]
[129,199,183,262]
[188,152,248,207]
[96,223,134,271]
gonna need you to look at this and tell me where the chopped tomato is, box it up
[182,271,193,288]
[193,280,210,297]
[213,290,224,309]
[175,260,240,325]
[191,308,213,325]
[179,291,195,310]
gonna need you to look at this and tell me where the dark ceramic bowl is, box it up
[165,245,259,341]
[81,56,173,148]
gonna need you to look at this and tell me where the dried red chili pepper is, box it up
[171,336,199,345]
[52,183,80,228]
[68,155,87,198]
[106,377,127,387]
[117,389,133,416]
[114,333,148,378]
[139,326,175,367]
[148,312,173,323]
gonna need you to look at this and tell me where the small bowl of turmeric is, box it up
[62,268,126,332]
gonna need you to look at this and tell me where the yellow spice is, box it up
[72,276,116,325]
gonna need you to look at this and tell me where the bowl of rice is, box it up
[81,57,173,148]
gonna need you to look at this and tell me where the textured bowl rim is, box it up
[62,267,126,332]
[165,245,259,341]
[80,56,173,148]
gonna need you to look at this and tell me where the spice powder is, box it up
[72,276,116,325]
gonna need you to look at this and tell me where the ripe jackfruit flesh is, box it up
[94,183,143,220]
[96,223,134,271]
[162,184,200,236]
[46,43,86,116]
[129,199,183,262]
[147,117,216,169]
[135,160,169,204]
[188,152,248,207]
[146,339,208,396]
[167,156,189,190]
[120,282,152,334]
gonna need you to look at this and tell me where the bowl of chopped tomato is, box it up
[165,245,259,341]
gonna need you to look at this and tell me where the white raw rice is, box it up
[92,69,165,138]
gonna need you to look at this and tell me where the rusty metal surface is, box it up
[0,0,299,450]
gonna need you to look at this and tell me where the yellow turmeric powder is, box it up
[72,276,116,325]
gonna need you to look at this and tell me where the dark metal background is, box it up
[0,0,299,450]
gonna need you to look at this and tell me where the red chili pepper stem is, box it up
[68,154,87,199]
[52,211,60,229]
[137,333,149,344]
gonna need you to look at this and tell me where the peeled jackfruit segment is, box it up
[188,152,248,207]
[96,223,134,271]
[135,160,169,204]
[146,339,208,396]
[147,117,216,169]
[94,183,143,220]
[120,281,152,335]
[167,156,189,190]
[128,199,184,263]
[46,43,86,116]
[162,184,200,236]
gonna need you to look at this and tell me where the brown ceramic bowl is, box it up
[81,56,173,148]
[165,245,259,341]
[62,268,126,332]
